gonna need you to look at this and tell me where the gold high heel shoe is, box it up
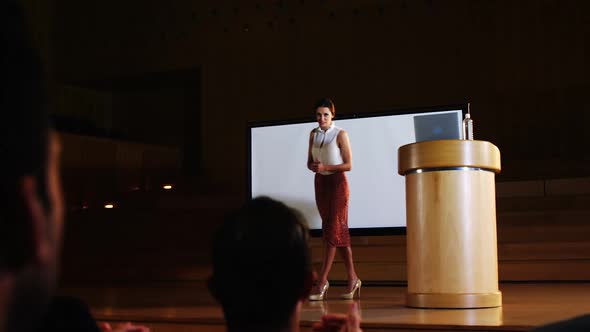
[340,279,362,300]
[309,281,329,301]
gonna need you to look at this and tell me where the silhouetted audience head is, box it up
[0,1,64,331]
[209,197,312,332]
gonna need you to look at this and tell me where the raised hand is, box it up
[99,322,150,332]
[312,302,362,332]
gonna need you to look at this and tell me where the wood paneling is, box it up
[59,133,181,170]
[59,178,590,287]
[58,132,183,207]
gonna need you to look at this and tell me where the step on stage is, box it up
[83,282,590,332]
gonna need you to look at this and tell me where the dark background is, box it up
[20,0,590,194]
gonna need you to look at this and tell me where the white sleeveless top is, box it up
[311,124,344,175]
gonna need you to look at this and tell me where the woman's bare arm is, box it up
[307,130,316,171]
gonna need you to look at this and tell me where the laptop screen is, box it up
[414,112,463,142]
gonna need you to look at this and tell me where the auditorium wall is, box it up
[43,0,589,192]
[17,0,590,283]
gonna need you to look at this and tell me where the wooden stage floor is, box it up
[63,282,590,332]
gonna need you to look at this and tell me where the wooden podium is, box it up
[398,140,502,309]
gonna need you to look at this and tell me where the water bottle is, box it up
[463,103,474,140]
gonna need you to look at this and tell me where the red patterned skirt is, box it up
[314,172,351,247]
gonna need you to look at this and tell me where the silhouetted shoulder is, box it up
[532,314,590,332]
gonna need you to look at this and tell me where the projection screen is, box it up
[249,105,466,235]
